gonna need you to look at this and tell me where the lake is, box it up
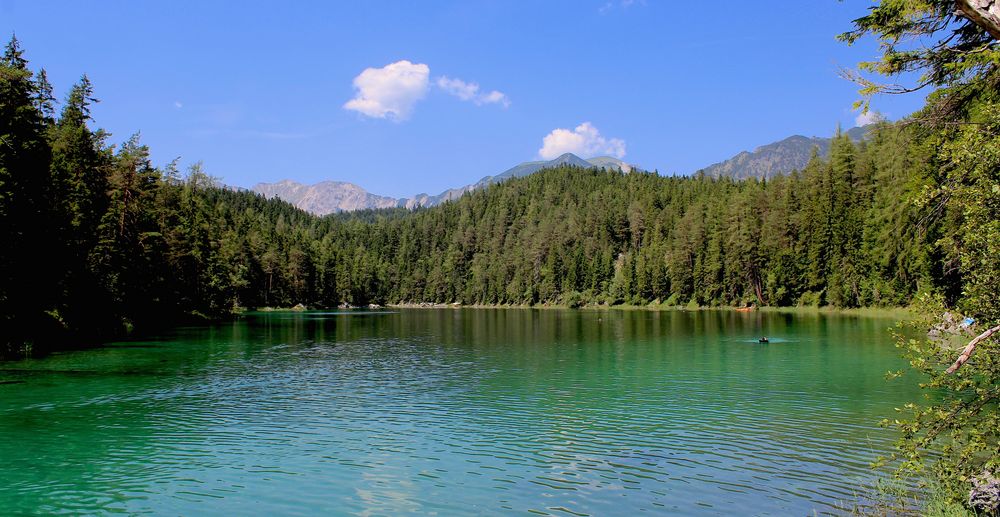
[0,309,918,515]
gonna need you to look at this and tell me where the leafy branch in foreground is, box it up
[877,100,1000,513]
[841,0,1000,512]
[838,0,1000,114]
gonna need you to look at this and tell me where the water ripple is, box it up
[0,309,917,515]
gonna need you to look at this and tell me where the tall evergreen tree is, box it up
[0,36,56,350]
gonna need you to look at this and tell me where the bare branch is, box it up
[946,323,1000,373]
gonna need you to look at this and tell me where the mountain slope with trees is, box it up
[252,153,634,215]
[696,125,870,180]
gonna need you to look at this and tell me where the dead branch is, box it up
[946,323,1000,373]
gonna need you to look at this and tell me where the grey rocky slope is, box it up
[253,154,635,215]
[252,179,399,214]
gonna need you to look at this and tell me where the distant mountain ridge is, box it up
[696,126,870,180]
[253,154,635,215]
[252,180,399,214]
[252,126,874,215]
[403,153,632,209]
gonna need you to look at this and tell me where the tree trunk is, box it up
[956,0,1000,40]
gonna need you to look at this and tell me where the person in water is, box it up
[759,337,769,343]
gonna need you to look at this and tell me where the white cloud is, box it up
[539,122,626,160]
[173,101,183,109]
[599,0,645,14]
[436,76,510,107]
[855,110,883,127]
[344,60,430,120]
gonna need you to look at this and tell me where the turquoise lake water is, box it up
[0,309,918,515]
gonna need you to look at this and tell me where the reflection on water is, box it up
[0,309,916,515]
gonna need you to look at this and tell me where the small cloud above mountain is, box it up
[855,110,883,127]
[437,76,509,107]
[344,60,430,121]
[539,122,625,160]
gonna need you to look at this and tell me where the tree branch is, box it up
[955,0,1000,41]
[946,323,1000,373]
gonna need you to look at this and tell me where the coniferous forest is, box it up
[0,36,992,355]
[5,0,1000,510]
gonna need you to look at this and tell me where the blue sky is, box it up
[1,1,926,198]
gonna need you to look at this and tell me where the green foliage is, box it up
[1,27,997,510]
[0,35,58,348]
[840,1,1000,510]
[944,104,1000,323]
[0,36,971,355]
[878,102,1000,509]
[839,0,1000,110]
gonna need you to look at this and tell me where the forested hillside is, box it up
[252,152,633,215]
[327,128,952,310]
[0,36,979,354]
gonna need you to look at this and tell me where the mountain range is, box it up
[253,154,633,215]
[696,125,870,180]
[252,126,871,215]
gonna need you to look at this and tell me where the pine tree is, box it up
[0,36,56,351]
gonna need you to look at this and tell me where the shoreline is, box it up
[383,302,913,319]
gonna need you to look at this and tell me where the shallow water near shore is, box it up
[0,309,918,515]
